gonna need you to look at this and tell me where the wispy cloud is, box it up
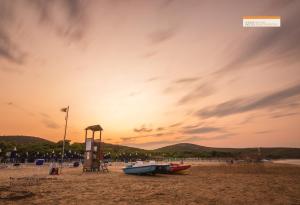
[159,0,175,9]
[6,102,15,106]
[133,125,153,133]
[146,76,160,82]
[0,66,23,74]
[197,83,300,118]
[127,133,234,148]
[255,130,273,135]
[0,29,26,65]
[121,131,174,142]
[214,1,300,77]
[148,27,177,45]
[5,101,34,116]
[163,77,201,94]
[174,77,200,84]
[169,122,182,128]
[142,50,158,58]
[177,83,215,105]
[128,90,142,97]
[0,2,26,67]
[271,112,299,119]
[183,126,222,134]
[41,119,60,129]
[29,0,90,42]
[40,111,60,129]
[156,127,165,131]
[180,133,234,142]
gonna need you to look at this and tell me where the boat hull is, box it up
[155,165,171,174]
[123,165,157,175]
[169,164,191,173]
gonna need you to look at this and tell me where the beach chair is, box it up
[99,161,109,172]
[49,162,59,175]
[0,164,8,169]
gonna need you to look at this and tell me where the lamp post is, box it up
[60,106,69,172]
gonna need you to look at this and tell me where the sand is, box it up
[0,162,300,205]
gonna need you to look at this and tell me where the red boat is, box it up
[169,163,191,173]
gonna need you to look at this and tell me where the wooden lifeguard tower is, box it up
[83,124,104,172]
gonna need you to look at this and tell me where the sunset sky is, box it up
[0,0,300,149]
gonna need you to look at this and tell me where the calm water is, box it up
[273,159,300,166]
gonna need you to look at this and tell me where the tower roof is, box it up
[85,125,103,131]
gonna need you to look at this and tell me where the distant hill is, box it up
[155,143,300,159]
[0,135,54,144]
[101,143,146,153]
[1,137,300,159]
[0,135,145,153]
[155,143,212,152]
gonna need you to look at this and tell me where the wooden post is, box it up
[99,130,102,160]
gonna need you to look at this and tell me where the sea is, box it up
[273,159,300,166]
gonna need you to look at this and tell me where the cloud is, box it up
[214,1,300,77]
[0,2,26,66]
[41,119,60,129]
[255,130,273,135]
[121,136,137,142]
[5,101,35,116]
[197,83,300,118]
[40,112,50,118]
[148,27,176,44]
[6,102,15,106]
[0,29,26,65]
[159,0,175,9]
[126,133,234,148]
[156,127,165,131]
[271,112,299,119]
[146,76,160,82]
[182,122,204,129]
[163,77,201,94]
[183,126,222,134]
[121,131,174,142]
[133,125,153,133]
[177,83,215,105]
[0,66,23,74]
[142,50,158,58]
[39,111,60,129]
[128,140,175,148]
[169,122,182,128]
[29,0,90,42]
[174,77,200,84]
[180,133,234,142]
[128,90,142,97]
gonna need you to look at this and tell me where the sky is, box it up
[0,0,300,149]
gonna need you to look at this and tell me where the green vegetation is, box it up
[1,136,300,163]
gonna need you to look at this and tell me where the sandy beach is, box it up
[0,162,300,205]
